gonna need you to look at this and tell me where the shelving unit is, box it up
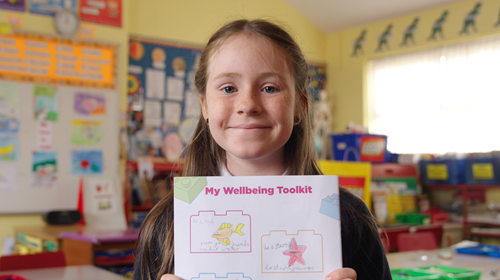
[424,184,500,240]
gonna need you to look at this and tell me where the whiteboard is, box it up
[0,81,120,214]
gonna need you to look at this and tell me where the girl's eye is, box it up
[222,86,236,94]
[263,86,277,93]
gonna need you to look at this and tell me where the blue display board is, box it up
[127,36,203,161]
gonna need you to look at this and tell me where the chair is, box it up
[0,251,66,271]
[397,232,437,252]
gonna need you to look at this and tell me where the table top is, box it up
[387,249,500,280]
[14,225,87,241]
[60,228,139,244]
[0,265,128,280]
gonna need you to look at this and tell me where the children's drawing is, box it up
[460,2,482,35]
[428,11,449,41]
[283,238,307,267]
[0,136,18,161]
[0,81,20,134]
[212,223,245,245]
[401,18,419,46]
[376,24,392,52]
[351,29,366,56]
[32,152,57,188]
[71,150,103,175]
[74,93,105,115]
[34,85,58,121]
[71,120,104,146]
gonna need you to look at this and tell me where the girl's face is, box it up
[201,34,298,171]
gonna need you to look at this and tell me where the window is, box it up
[368,37,500,154]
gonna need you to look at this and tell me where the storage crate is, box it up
[414,266,481,280]
[391,268,440,280]
[464,157,500,185]
[330,133,387,162]
[419,159,466,186]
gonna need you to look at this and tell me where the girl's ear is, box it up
[199,95,207,119]
[295,92,307,119]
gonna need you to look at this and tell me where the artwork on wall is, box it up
[28,0,77,16]
[127,36,203,162]
[79,0,122,27]
[428,11,449,41]
[401,18,419,46]
[0,0,25,12]
[376,24,393,52]
[352,29,367,56]
[460,2,482,35]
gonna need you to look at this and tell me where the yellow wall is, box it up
[0,0,325,254]
[327,0,500,132]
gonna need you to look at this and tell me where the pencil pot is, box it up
[419,159,466,186]
[464,157,500,185]
[330,133,387,162]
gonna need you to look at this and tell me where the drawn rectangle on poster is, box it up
[163,102,181,125]
[71,150,103,175]
[71,120,104,146]
[32,151,57,188]
[74,92,106,115]
[0,163,18,191]
[146,68,165,99]
[166,76,184,101]
[144,100,162,127]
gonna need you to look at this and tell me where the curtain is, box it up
[368,37,500,154]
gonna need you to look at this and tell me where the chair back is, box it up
[397,232,437,252]
[0,251,66,271]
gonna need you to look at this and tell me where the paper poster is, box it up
[174,175,341,280]
[0,81,20,134]
[71,120,104,145]
[144,100,162,127]
[0,135,18,161]
[71,150,103,174]
[184,89,201,118]
[0,0,25,11]
[89,178,116,213]
[166,77,184,101]
[74,93,106,116]
[29,0,77,16]
[36,121,53,151]
[34,85,58,121]
[0,163,18,191]
[32,152,57,188]
[163,102,181,125]
[146,68,165,99]
[79,0,122,27]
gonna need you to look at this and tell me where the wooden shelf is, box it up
[424,184,500,190]
[131,205,154,211]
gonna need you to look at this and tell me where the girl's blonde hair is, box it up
[184,19,322,176]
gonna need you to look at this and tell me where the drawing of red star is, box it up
[283,238,307,267]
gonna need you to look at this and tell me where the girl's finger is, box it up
[326,267,357,280]
[160,274,183,280]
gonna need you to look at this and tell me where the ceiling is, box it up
[281,0,465,33]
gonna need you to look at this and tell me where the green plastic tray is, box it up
[414,266,482,280]
[391,268,441,280]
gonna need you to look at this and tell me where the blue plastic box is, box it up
[419,159,466,186]
[330,133,387,162]
[464,157,500,185]
[456,244,500,258]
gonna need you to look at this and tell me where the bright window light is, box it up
[368,37,500,154]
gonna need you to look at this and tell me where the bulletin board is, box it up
[127,35,203,161]
[0,31,120,215]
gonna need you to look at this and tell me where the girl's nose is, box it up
[237,89,262,115]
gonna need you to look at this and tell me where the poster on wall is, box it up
[127,37,203,161]
[0,81,20,134]
[36,121,53,151]
[308,63,327,102]
[0,135,18,161]
[71,120,104,146]
[0,0,25,12]
[32,152,57,188]
[28,0,77,16]
[71,150,103,174]
[74,93,106,116]
[34,85,58,122]
[0,163,18,191]
[79,0,122,27]
[89,178,116,213]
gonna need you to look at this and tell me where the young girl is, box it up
[134,19,392,280]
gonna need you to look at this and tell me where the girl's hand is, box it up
[160,275,182,280]
[326,268,357,280]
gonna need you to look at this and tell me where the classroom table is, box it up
[387,248,500,280]
[0,265,128,280]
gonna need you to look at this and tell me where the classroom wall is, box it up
[0,0,326,254]
[0,1,130,253]
[327,0,500,133]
